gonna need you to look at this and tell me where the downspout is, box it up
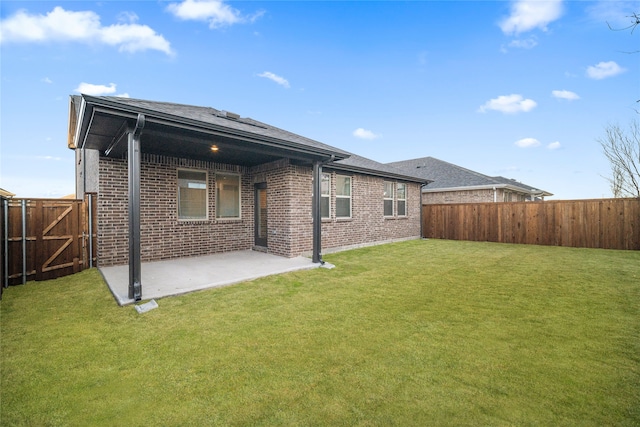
[493,186,497,203]
[82,146,86,197]
[128,114,145,301]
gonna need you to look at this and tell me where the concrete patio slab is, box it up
[100,250,326,306]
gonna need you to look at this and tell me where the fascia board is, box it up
[422,184,508,193]
[325,163,430,184]
[423,183,551,196]
[82,95,348,161]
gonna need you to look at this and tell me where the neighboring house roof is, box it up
[330,153,430,184]
[388,156,552,197]
[0,188,15,198]
[69,95,427,183]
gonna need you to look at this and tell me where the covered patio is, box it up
[70,95,349,303]
[101,250,332,306]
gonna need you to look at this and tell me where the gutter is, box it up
[325,163,431,184]
[81,95,349,161]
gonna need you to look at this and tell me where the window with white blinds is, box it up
[178,169,207,220]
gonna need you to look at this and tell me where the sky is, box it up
[1,0,638,200]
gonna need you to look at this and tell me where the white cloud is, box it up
[508,37,538,49]
[478,94,537,114]
[257,71,290,88]
[74,82,117,96]
[586,61,626,79]
[552,90,580,101]
[42,77,53,84]
[353,128,381,140]
[167,0,263,29]
[499,0,564,35]
[547,141,561,150]
[514,137,541,148]
[36,155,64,161]
[0,6,173,55]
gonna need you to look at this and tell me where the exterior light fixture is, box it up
[211,145,219,152]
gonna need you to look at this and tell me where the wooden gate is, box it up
[2,194,97,287]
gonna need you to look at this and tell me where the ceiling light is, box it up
[211,145,219,152]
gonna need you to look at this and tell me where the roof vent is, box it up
[220,111,240,120]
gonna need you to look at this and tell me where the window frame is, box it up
[335,174,352,219]
[321,172,331,219]
[397,182,407,217]
[383,181,395,217]
[177,168,208,221]
[215,172,242,220]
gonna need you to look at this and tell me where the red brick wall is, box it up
[423,189,495,204]
[423,188,530,204]
[97,154,421,266]
[320,170,421,252]
[98,154,254,266]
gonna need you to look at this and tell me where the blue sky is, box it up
[1,0,637,199]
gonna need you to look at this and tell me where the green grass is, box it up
[1,240,639,426]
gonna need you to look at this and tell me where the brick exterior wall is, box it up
[98,154,254,267]
[423,189,496,204]
[320,171,421,252]
[97,154,421,266]
[422,188,529,204]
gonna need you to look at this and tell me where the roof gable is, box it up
[73,95,350,160]
[68,95,426,182]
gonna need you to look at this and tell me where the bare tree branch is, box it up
[607,12,640,34]
[598,120,640,198]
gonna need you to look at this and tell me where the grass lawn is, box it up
[1,239,639,426]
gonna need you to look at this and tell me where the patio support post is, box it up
[128,114,145,301]
[312,161,322,264]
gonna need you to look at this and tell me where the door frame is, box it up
[254,182,268,248]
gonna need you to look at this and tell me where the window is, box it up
[216,173,240,219]
[335,175,351,218]
[178,169,207,220]
[397,183,407,216]
[383,181,394,216]
[321,173,330,219]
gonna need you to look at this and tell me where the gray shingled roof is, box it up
[330,153,429,183]
[73,95,427,182]
[80,95,351,158]
[388,156,552,195]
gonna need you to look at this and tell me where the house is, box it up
[68,95,427,300]
[0,188,15,199]
[388,157,552,204]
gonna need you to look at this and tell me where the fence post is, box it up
[21,199,27,285]
[2,198,7,289]
[35,200,44,281]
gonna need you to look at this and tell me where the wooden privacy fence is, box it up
[1,194,97,287]
[422,198,640,250]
